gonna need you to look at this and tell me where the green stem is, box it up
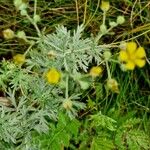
[24,42,35,56]
[95,12,106,43]
[25,13,41,37]
[95,26,114,43]
[64,57,69,99]
[26,36,39,40]
[84,0,100,27]
[106,61,111,79]
[65,75,69,99]
[34,0,37,16]
[102,11,106,25]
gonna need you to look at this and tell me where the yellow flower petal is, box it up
[46,68,61,84]
[100,1,110,12]
[13,54,25,65]
[119,41,146,70]
[89,66,103,77]
[135,47,146,58]
[135,59,146,68]
[119,51,128,62]
[125,61,135,70]
[126,42,137,54]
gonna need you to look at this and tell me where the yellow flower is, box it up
[3,29,15,39]
[13,54,25,65]
[89,66,103,77]
[107,78,119,93]
[100,1,110,12]
[46,68,61,84]
[119,42,146,70]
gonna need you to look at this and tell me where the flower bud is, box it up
[100,1,110,12]
[79,81,89,90]
[107,78,119,93]
[14,0,22,9]
[63,99,73,110]
[13,54,25,65]
[117,16,125,25]
[19,3,27,10]
[100,24,107,34]
[103,50,111,60]
[109,21,117,27]
[14,0,27,11]
[3,29,15,40]
[119,42,127,50]
[89,66,103,77]
[20,9,27,16]
[17,31,26,40]
[120,64,127,72]
[47,51,56,59]
[33,15,41,23]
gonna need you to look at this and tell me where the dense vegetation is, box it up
[0,0,150,149]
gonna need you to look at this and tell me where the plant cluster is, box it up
[0,0,150,149]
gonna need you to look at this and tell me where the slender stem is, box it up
[102,12,106,25]
[106,61,111,79]
[95,33,103,43]
[84,0,100,27]
[107,26,114,33]
[75,0,79,26]
[24,42,35,56]
[64,57,69,99]
[95,12,106,43]
[64,57,69,71]
[33,22,41,37]
[34,0,37,17]
[146,57,150,65]
[26,36,39,40]
[65,75,69,99]
[25,13,41,37]
[95,26,114,43]
[111,29,150,45]
[83,0,88,25]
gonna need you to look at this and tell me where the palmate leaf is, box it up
[115,129,150,150]
[115,118,150,150]
[50,129,70,150]
[49,113,80,148]
[28,113,80,150]
[127,130,150,150]
[36,25,102,73]
[90,111,117,131]
[90,136,115,150]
